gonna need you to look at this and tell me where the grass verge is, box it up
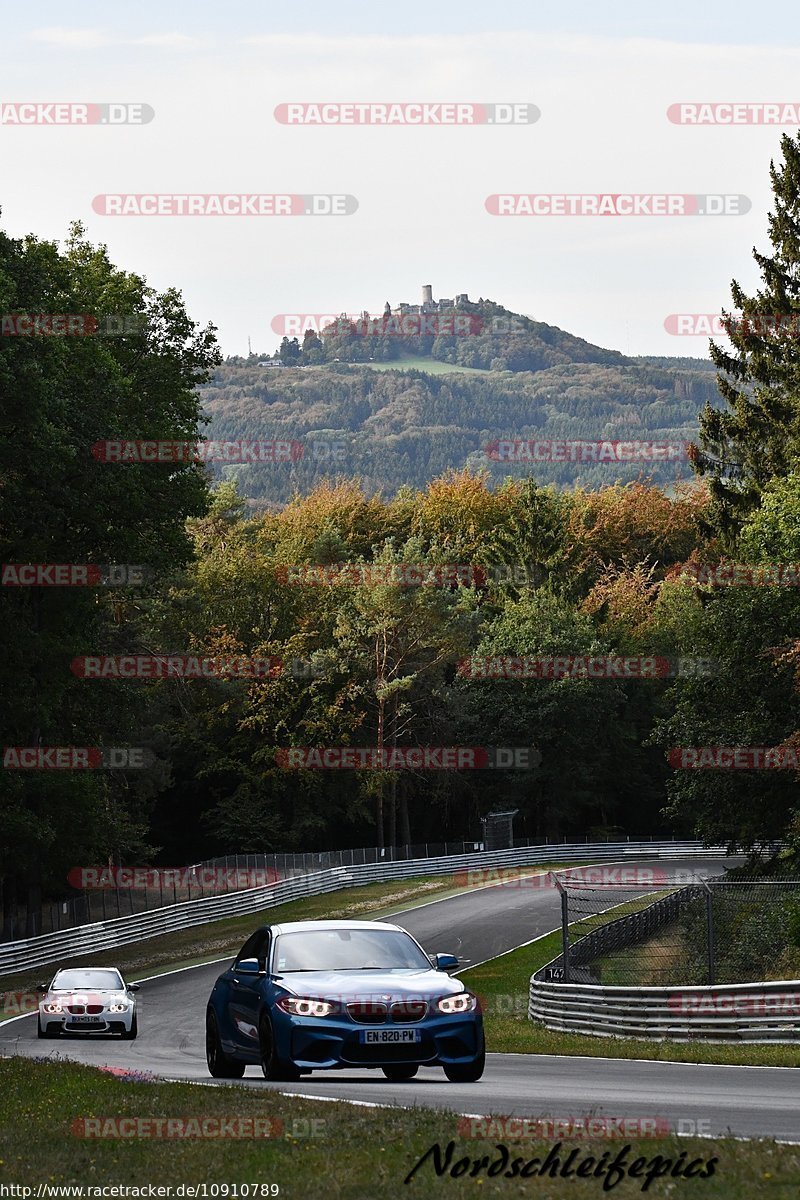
[461,931,800,1067]
[0,1058,798,1197]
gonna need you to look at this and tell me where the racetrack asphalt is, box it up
[4,856,797,1142]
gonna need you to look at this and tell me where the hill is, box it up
[199,299,719,505]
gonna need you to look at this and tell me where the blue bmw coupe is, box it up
[205,919,485,1082]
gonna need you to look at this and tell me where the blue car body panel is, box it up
[207,920,484,1072]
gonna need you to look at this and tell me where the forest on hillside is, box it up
[200,356,719,504]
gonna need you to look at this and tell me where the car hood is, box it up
[45,989,128,1001]
[275,968,468,1001]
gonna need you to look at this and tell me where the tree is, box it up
[651,586,799,849]
[694,132,800,540]
[651,465,800,851]
[278,336,301,365]
[450,590,668,839]
[317,539,476,848]
[0,216,220,930]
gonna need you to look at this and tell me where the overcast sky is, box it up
[2,1,800,357]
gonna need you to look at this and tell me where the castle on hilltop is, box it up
[387,284,470,318]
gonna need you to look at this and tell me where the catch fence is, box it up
[543,873,800,987]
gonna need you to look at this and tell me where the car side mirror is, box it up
[434,953,459,971]
[128,983,141,992]
[235,957,262,975]
[35,983,48,993]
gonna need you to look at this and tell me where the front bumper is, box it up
[39,1009,134,1034]
[276,1010,483,1070]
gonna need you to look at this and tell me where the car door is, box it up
[229,929,271,1055]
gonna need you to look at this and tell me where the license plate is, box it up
[71,1016,103,1024]
[359,1029,421,1044]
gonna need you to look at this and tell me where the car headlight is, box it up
[436,992,478,1014]
[42,1001,63,1014]
[277,996,338,1017]
[109,1001,130,1013]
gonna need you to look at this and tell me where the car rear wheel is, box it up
[443,1039,485,1082]
[206,1010,245,1079]
[37,1016,59,1039]
[120,1011,138,1040]
[259,1014,301,1081]
[381,1064,419,1081]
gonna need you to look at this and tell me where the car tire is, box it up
[381,1064,419,1081]
[259,1014,301,1081]
[443,1038,485,1083]
[37,1016,59,1039]
[206,1010,245,1079]
[120,1011,138,1040]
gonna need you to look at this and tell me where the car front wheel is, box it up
[120,1011,138,1040]
[443,1039,485,1083]
[206,1010,245,1079]
[381,1064,419,1081]
[37,1016,59,1039]
[259,1014,300,1081]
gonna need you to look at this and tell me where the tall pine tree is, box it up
[694,131,800,542]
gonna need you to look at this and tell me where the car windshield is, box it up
[274,928,431,972]
[51,969,124,991]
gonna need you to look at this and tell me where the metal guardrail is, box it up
[529,863,800,1042]
[528,977,800,1042]
[3,834,719,940]
[0,840,727,977]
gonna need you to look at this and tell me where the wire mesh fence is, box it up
[0,842,476,941]
[545,869,800,987]
[3,832,635,941]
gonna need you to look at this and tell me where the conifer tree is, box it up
[694,132,800,541]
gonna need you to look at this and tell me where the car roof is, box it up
[52,966,124,978]
[266,919,405,936]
